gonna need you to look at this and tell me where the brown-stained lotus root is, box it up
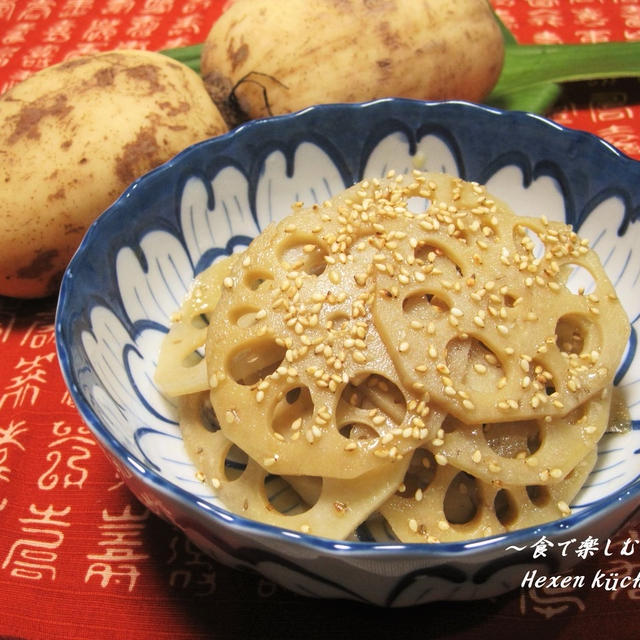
[204,178,458,479]
[371,172,628,424]
[432,387,611,486]
[380,447,597,543]
[179,392,409,539]
[159,170,629,542]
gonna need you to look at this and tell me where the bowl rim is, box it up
[56,97,640,558]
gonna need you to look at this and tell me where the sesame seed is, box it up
[435,453,448,466]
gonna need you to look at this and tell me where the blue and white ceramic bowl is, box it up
[56,99,640,607]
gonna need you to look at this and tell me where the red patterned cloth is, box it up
[1,1,639,638]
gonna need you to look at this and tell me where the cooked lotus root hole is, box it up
[278,237,328,276]
[414,243,464,276]
[526,484,550,508]
[226,337,286,386]
[263,475,319,515]
[229,305,261,328]
[483,420,541,458]
[562,403,587,426]
[441,414,462,434]
[271,386,314,440]
[443,472,480,524]
[494,489,518,526]
[339,373,407,425]
[327,311,350,331]
[406,196,430,214]
[200,398,220,433]
[224,443,248,481]
[339,422,379,443]
[526,358,557,396]
[559,262,597,295]
[243,269,273,291]
[396,448,437,497]
[555,314,597,356]
[402,290,450,323]
[182,349,204,369]
[446,337,504,392]
[502,291,518,308]
[190,313,210,329]
[514,225,545,260]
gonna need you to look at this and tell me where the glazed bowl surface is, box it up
[56,99,640,606]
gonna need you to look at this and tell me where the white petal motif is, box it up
[484,165,566,223]
[577,197,640,324]
[181,167,258,267]
[363,132,460,179]
[81,306,177,457]
[255,142,343,230]
[117,230,193,326]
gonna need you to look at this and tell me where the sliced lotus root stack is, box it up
[179,392,409,539]
[204,179,452,479]
[370,172,628,423]
[431,386,611,487]
[380,446,597,543]
[159,169,630,542]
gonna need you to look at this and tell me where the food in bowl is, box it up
[156,169,629,543]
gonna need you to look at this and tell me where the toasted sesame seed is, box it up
[435,453,448,466]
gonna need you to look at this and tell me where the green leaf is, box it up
[161,43,202,72]
[488,41,640,104]
[486,82,563,114]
